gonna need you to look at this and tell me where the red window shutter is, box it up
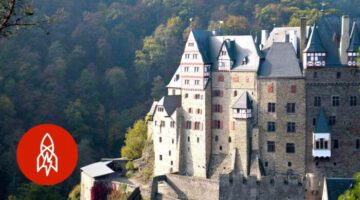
[220,105,223,113]
[212,90,215,97]
[220,90,224,97]
[220,121,223,129]
[291,85,297,93]
[192,121,195,129]
[212,120,215,129]
[267,84,274,93]
[232,121,235,130]
[201,123,203,131]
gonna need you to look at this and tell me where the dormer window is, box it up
[242,56,248,65]
[188,42,194,47]
[221,51,227,56]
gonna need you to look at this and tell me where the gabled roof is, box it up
[347,22,360,52]
[157,95,181,116]
[218,39,236,61]
[315,108,330,133]
[325,178,355,200]
[232,91,252,109]
[147,101,158,116]
[258,43,302,78]
[304,23,326,53]
[81,161,114,178]
[166,66,181,88]
[192,29,213,63]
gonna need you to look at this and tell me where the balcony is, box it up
[312,149,331,158]
[233,109,252,119]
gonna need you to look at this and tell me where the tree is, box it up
[68,184,80,200]
[223,15,249,35]
[339,172,360,200]
[151,75,165,99]
[121,120,147,160]
[15,183,63,200]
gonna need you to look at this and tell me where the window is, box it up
[195,80,200,85]
[158,107,164,112]
[336,72,341,79]
[196,109,202,114]
[185,93,189,98]
[242,56,248,65]
[234,90,238,97]
[265,162,268,167]
[193,54,198,59]
[267,122,276,132]
[185,80,190,85]
[194,94,201,99]
[215,135,218,142]
[290,85,297,93]
[268,103,276,112]
[228,137,232,143]
[188,42,194,47]
[184,67,189,72]
[160,121,165,127]
[315,138,328,149]
[332,96,340,107]
[287,103,296,113]
[313,72,318,78]
[194,67,199,72]
[172,139,174,144]
[185,54,190,59]
[194,122,201,130]
[217,75,224,82]
[171,161,173,165]
[188,108,192,113]
[214,104,222,113]
[221,51,227,56]
[188,136,190,142]
[213,120,222,129]
[267,141,275,152]
[287,122,296,133]
[219,146,223,151]
[212,90,223,97]
[169,150,171,156]
[286,143,295,153]
[313,118,316,126]
[170,121,175,128]
[350,96,357,106]
[197,137,199,143]
[185,121,192,129]
[356,139,360,149]
[267,84,274,93]
[329,116,336,126]
[314,96,321,107]
[159,155,162,160]
[159,137,162,143]
[288,162,292,167]
[154,121,157,126]
[333,139,339,149]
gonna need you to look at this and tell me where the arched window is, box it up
[228,137,232,143]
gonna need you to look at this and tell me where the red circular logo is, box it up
[17,124,78,185]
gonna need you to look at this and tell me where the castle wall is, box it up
[152,108,181,176]
[258,78,306,176]
[305,67,360,193]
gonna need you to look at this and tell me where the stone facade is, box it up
[258,78,306,176]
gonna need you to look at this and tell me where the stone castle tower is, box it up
[147,16,360,198]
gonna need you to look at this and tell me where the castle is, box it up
[146,15,360,199]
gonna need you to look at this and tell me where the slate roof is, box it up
[304,23,326,53]
[209,35,260,71]
[315,108,330,133]
[157,95,181,116]
[192,30,213,63]
[325,178,355,200]
[166,66,181,88]
[81,161,114,178]
[232,91,252,109]
[348,22,360,52]
[258,42,302,78]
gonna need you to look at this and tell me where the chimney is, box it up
[260,30,269,49]
[300,17,307,62]
[340,15,350,64]
[289,30,298,54]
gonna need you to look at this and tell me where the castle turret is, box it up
[347,22,360,67]
[312,108,331,158]
[303,23,327,68]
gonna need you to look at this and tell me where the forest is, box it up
[1,0,360,199]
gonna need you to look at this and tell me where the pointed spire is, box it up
[314,108,330,133]
[347,22,360,52]
[304,23,326,53]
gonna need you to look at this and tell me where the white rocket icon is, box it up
[36,133,58,176]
